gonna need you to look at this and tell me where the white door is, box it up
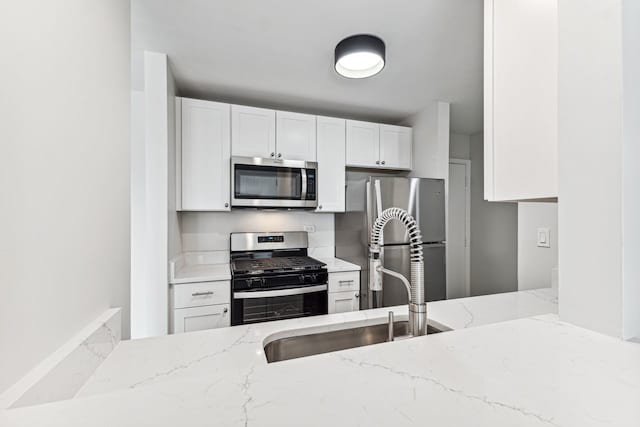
[172,304,230,334]
[328,291,360,314]
[447,160,471,298]
[231,105,276,158]
[379,125,412,169]
[276,111,316,161]
[316,116,345,212]
[345,120,380,167]
[180,98,231,211]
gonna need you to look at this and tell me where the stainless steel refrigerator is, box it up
[335,172,446,309]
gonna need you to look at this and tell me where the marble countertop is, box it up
[170,263,231,284]
[4,288,639,426]
[313,256,360,272]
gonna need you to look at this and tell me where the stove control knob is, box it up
[299,275,305,283]
[310,273,317,282]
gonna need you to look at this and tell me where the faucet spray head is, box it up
[369,246,382,292]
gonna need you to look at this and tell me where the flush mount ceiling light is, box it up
[334,34,386,79]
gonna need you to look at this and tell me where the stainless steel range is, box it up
[230,231,328,326]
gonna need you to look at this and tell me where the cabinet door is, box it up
[379,125,412,170]
[180,98,231,211]
[328,291,360,314]
[172,304,230,334]
[345,120,380,167]
[231,105,276,158]
[276,111,316,161]
[316,116,345,212]
[484,0,558,201]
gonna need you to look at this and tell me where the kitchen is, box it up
[1,1,639,426]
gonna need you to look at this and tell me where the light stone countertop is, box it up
[4,287,639,426]
[313,256,361,272]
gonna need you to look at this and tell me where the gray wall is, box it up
[469,133,518,296]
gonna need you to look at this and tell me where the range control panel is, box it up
[258,235,285,243]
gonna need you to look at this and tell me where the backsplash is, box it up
[179,211,335,253]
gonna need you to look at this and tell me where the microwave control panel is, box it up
[306,169,316,200]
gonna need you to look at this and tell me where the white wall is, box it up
[404,101,450,180]
[0,0,130,393]
[469,133,518,296]
[130,52,177,339]
[449,133,471,160]
[181,212,334,255]
[622,0,640,340]
[518,203,558,290]
[558,0,640,339]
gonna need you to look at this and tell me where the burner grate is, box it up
[232,256,324,274]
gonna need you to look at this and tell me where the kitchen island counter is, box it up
[4,287,639,426]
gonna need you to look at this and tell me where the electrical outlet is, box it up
[303,225,316,233]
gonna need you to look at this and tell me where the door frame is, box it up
[449,158,471,297]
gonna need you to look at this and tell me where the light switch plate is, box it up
[303,225,316,233]
[537,227,551,248]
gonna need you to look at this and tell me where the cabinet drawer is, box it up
[328,271,359,293]
[173,281,230,309]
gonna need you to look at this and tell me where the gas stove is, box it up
[231,256,326,276]
[229,232,328,326]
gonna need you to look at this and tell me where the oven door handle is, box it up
[234,284,327,299]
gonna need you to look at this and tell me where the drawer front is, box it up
[328,271,360,293]
[173,281,230,309]
[172,304,230,334]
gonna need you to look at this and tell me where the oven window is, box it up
[234,164,302,200]
[232,290,327,325]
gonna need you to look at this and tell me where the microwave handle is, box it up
[301,168,307,200]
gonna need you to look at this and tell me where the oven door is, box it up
[231,156,317,208]
[231,284,328,326]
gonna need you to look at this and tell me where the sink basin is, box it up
[264,320,443,363]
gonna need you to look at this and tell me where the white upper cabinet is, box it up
[316,116,345,212]
[484,0,558,201]
[379,125,412,169]
[231,105,276,158]
[276,111,317,161]
[346,120,380,167]
[178,98,231,211]
[346,120,412,170]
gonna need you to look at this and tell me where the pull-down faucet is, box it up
[369,207,428,337]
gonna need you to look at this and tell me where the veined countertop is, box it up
[3,288,639,426]
[170,255,360,284]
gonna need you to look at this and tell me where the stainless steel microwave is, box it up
[231,156,317,208]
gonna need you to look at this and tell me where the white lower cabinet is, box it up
[327,271,360,314]
[328,291,360,314]
[173,304,230,334]
[170,280,231,333]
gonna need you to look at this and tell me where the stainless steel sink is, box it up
[264,320,443,363]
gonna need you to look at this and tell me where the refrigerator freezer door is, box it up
[379,244,447,307]
[369,177,445,245]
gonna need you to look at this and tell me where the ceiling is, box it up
[132,0,483,134]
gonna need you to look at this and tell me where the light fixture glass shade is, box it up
[335,34,385,79]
